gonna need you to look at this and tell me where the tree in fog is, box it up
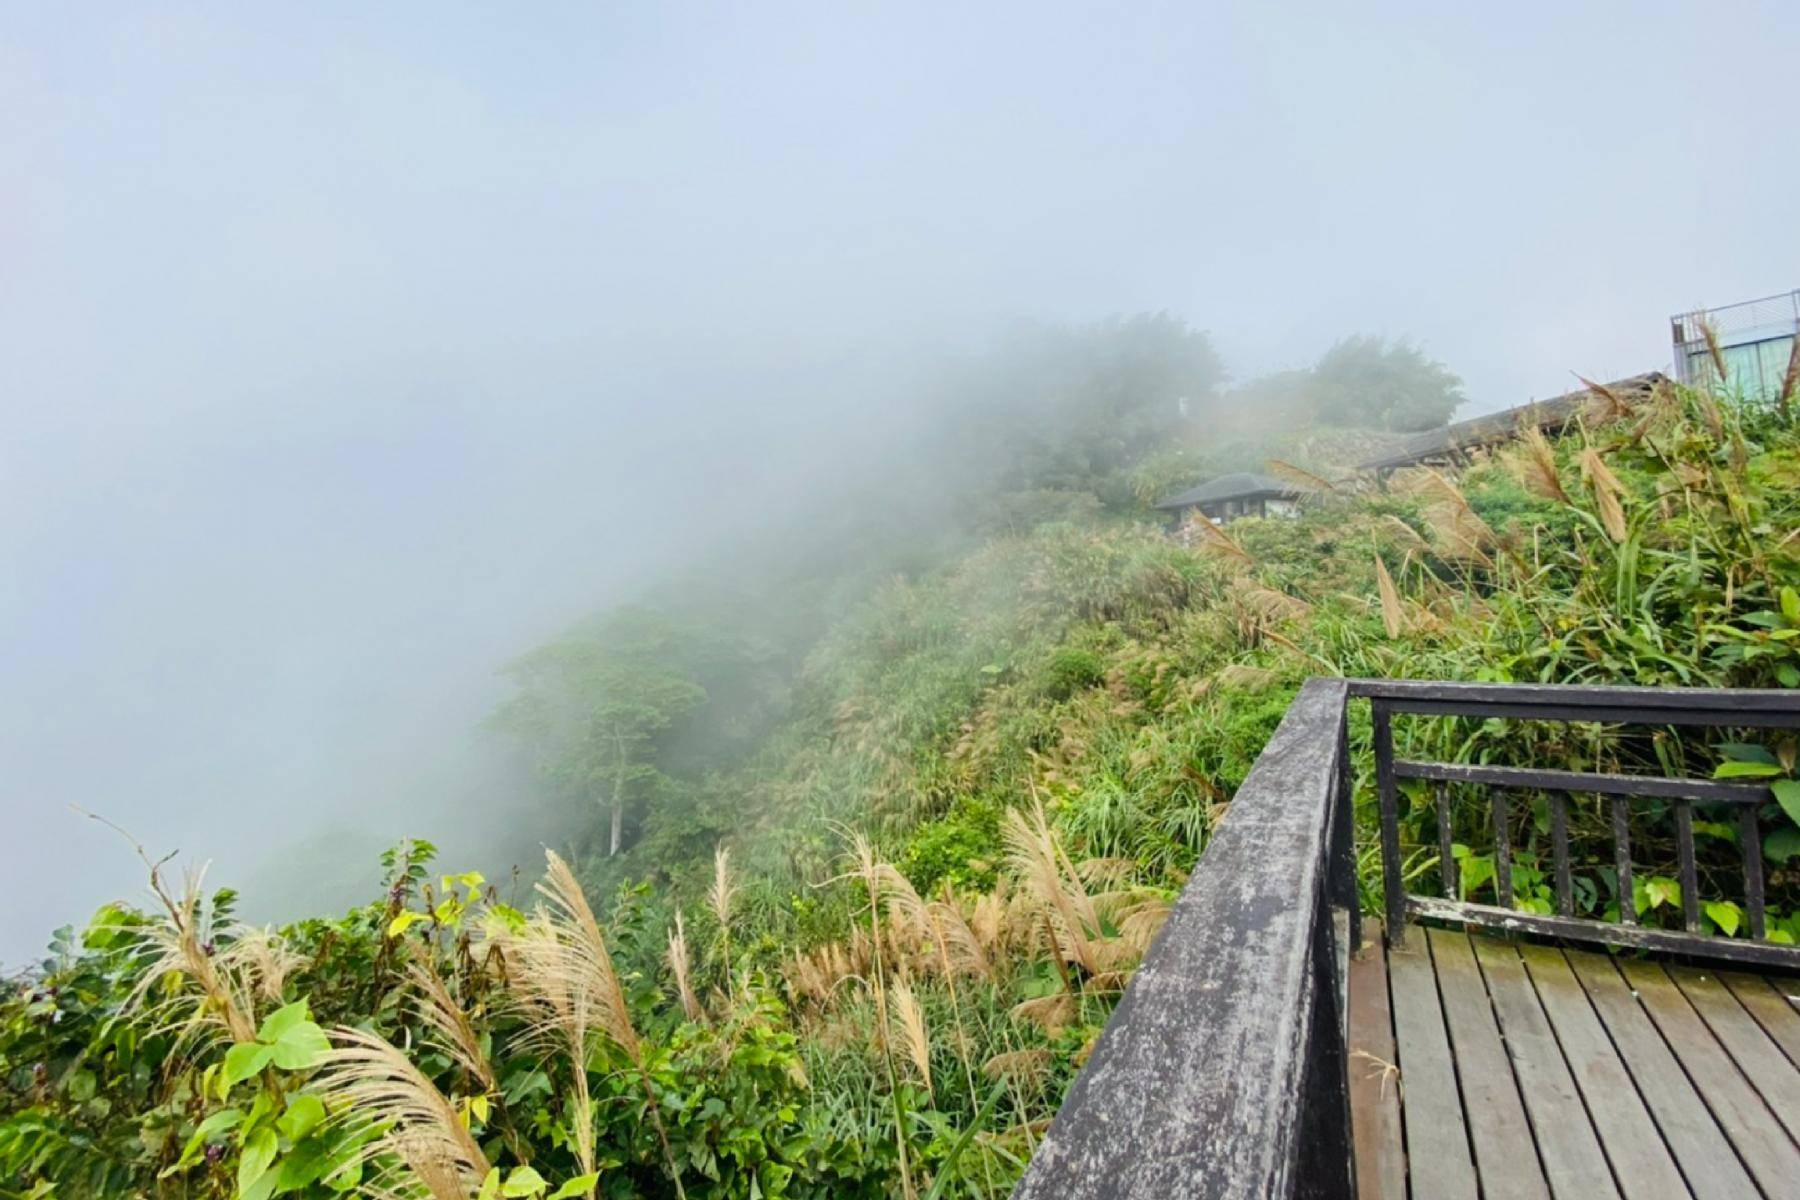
[1307,335,1464,430]
[492,609,706,856]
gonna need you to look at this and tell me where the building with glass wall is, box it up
[1669,290,1798,401]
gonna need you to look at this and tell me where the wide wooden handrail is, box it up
[1013,677,1356,1199]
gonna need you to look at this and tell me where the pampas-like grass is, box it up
[1780,339,1800,415]
[315,1025,491,1200]
[1180,512,1253,567]
[406,962,496,1093]
[106,857,260,1049]
[1373,555,1406,639]
[1700,319,1729,383]
[981,1048,1050,1083]
[1578,374,1634,424]
[1579,448,1629,542]
[891,979,933,1093]
[1515,425,1569,502]
[1008,993,1075,1035]
[492,851,684,1199]
[707,844,737,1000]
[1002,804,1102,976]
[667,910,703,1022]
[1264,458,1340,495]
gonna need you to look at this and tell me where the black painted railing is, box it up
[1012,676,1798,1199]
[1358,678,1800,969]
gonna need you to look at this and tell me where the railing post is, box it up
[1372,701,1408,945]
[1333,704,1361,954]
[1297,878,1356,1199]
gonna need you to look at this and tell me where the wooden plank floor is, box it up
[1348,924,1800,1199]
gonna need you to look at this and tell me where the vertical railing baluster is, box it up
[1435,782,1458,900]
[1612,796,1635,926]
[1550,793,1573,917]
[1675,801,1699,934]
[1373,704,1407,944]
[1493,789,1513,908]
[1740,806,1766,939]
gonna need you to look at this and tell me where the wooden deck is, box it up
[1350,922,1800,1199]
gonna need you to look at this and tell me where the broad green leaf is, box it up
[502,1165,549,1197]
[478,1169,502,1200]
[387,911,427,938]
[238,1127,278,1194]
[257,1000,311,1044]
[1773,780,1800,830]
[1781,585,1800,625]
[269,1020,331,1071]
[468,1094,491,1124]
[1769,929,1796,945]
[1705,900,1742,937]
[162,1107,244,1176]
[1718,742,1780,765]
[1712,760,1782,779]
[275,1137,332,1190]
[1765,825,1800,863]
[277,1093,326,1141]
[547,1175,600,1200]
[224,1041,276,1086]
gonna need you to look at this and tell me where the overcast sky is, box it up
[3,2,1795,962]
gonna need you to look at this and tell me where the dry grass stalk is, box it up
[406,962,496,1093]
[1373,555,1406,638]
[1009,993,1076,1034]
[1403,469,1495,566]
[1241,586,1310,624]
[890,979,933,1093]
[113,862,260,1048]
[1264,458,1339,494]
[315,1025,491,1200]
[1211,663,1278,693]
[1579,448,1629,542]
[1780,338,1800,414]
[1180,512,1253,567]
[981,1048,1050,1082]
[1577,374,1633,424]
[1116,894,1172,955]
[236,927,304,1005]
[537,852,640,1062]
[1515,425,1569,502]
[1375,515,1431,556]
[667,910,703,1022]
[706,844,736,933]
[1002,804,1101,975]
[1700,319,1729,382]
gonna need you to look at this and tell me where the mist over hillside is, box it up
[5,4,1796,969]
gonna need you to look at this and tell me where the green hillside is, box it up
[5,333,1798,1199]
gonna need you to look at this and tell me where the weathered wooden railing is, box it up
[1013,677,1358,1199]
[1012,677,1798,1199]
[1361,678,1800,968]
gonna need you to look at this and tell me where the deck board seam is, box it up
[1466,933,1562,1196]
[1669,968,1800,1153]
[1609,957,1779,1197]
[1507,938,1636,1198]
[1425,929,1485,1195]
[1546,946,1701,1199]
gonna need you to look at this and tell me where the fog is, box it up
[4,2,1795,963]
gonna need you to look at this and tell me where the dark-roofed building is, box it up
[1153,471,1303,525]
[1356,371,1667,476]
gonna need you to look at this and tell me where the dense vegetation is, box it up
[5,318,1798,1199]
